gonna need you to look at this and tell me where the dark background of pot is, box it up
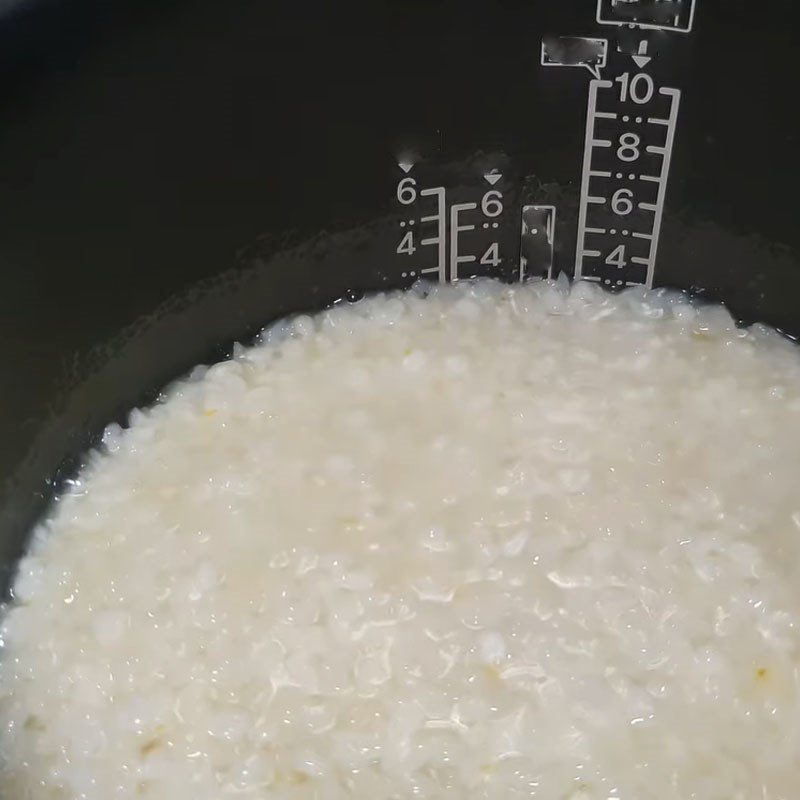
[1,0,798,593]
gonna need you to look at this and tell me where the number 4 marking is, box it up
[605,244,626,268]
[480,242,501,266]
[397,231,416,256]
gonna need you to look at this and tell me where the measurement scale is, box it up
[390,0,695,289]
[575,75,681,288]
[392,166,514,284]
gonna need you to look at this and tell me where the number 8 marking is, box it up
[617,133,641,162]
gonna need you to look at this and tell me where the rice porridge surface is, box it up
[2,279,800,799]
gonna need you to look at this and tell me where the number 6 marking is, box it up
[611,188,634,215]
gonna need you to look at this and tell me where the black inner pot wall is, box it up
[1,0,799,594]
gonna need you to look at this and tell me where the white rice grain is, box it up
[1,279,799,799]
